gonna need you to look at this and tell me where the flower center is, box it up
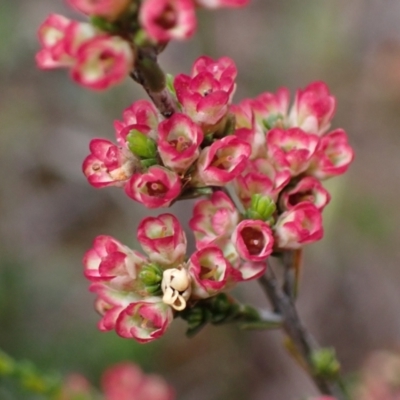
[288,190,314,206]
[155,5,177,30]
[169,136,190,153]
[146,181,167,197]
[241,227,265,255]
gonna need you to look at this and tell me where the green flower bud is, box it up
[311,348,341,379]
[127,129,157,159]
[245,194,276,222]
[139,264,163,285]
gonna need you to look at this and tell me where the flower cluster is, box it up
[81,56,354,343]
[36,1,249,89]
[59,362,174,400]
[84,213,248,342]
[36,13,134,90]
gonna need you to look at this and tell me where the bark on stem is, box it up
[258,265,347,399]
[130,47,178,118]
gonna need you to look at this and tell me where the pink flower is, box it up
[174,56,237,127]
[189,191,240,249]
[102,362,175,400]
[288,81,336,135]
[137,213,187,266]
[82,139,134,185]
[158,113,204,174]
[307,129,354,180]
[280,176,331,211]
[274,203,323,249]
[114,100,159,146]
[125,166,182,208]
[191,56,237,91]
[116,299,173,343]
[194,136,251,186]
[68,0,131,21]
[210,237,267,281]
[83,235,146,288]
[59,374,92,400]
[189,246,240,299]
[71,35,134,90]
[36,14,95,69]
[139,0,197,43]
[234,158,290,208]
[95,297,127,332]
[82,139,137,188]
[232,102,267,160]
[266,127,319,176]
[195,0,249,8]
[250,87,290,128]
[232,219,274,262]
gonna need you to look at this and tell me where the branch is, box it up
[258,264,348,399]
[131,47,178,118]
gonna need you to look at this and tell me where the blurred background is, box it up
[1,0,400,399]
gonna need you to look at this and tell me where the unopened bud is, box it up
[127,129,157,159]
[139,264,163,295]
[311,348,341,379]
[245,194,276,222]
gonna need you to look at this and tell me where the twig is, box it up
[258,265,347,399]
[130,47,178,118]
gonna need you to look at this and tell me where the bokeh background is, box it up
[1,0,400,399]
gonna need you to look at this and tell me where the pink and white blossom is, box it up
[158,113,204,174]
[137,213,187,266]
[189,246,240,299]
[288,81,336,135]
[174,56,237,127]
[102,362,175,400]
[115,298,173,343]
[307,129,354,180]
[139,0,197,43]
[189,191,240,249]
[71,35,134,90]
[250,87,290,129]
[210,237,267,281]
[91,277,146,332]
[274,203,323,249]
[232,102,267,160]
[36,14,96,69]
[280,176,331,211]
[235,158,290,208]
[114,100,160,145]
[59,374,92,400]
[232,219,274,262]
[266,127,319,176]
[68,0,131,21]
[83,235,146,287]
[125,166,181,208]
[83,139,136,188]
[194,136,251,186]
